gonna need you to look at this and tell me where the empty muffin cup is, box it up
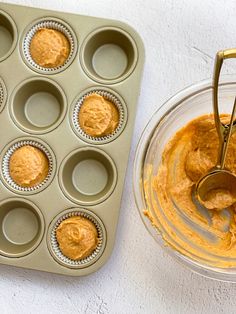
[10,77,67,134]
[22,18,77,74]
[0,198,44,257]
[0,77,7,113]
[81,27,138,84]
[0,10,17,62]
[48,208,106,268]
[1,138,56,194]
[59,147,117,205]
[71,87,127,144]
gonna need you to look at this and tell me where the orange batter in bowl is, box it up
[144,114,236,267]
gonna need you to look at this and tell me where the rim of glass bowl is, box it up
[133,74,236,283]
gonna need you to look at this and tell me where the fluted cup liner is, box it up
[72,89,127,144]
[22,18,77,74]
[48,209,106,268]
[1,139,54,193]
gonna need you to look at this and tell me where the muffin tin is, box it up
[0,2,144,276]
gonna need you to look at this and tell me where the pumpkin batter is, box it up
[144,114,236,267]
[56,216,98,260]
[79,94,119,137]
[30,28,70,68]
[9,145,49,188]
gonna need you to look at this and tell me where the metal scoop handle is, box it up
[213,49,236,169]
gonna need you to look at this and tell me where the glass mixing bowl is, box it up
[133,75,236,282]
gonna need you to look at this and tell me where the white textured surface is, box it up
[1,0,236,313]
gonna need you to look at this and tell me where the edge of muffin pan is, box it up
[0,2,145,275]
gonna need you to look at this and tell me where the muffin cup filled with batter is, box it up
[71,88,127,144]
[0,77,7,113]
[0,198,44,257]
[22,18,77,74]
[48,209,106,269]
[1,138,56,194]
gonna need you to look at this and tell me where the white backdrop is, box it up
[1,1,236,313]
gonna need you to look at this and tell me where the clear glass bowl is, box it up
[133,75,236,282]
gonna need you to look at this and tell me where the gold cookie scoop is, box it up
[196,49,236,209]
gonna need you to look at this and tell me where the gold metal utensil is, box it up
[196,49,236,209]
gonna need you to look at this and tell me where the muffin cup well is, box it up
[0,10,17,62]
[21,18,77,74]
[59,147,117,206]
[0,198,44,258]
[71,87,127,144]
[80,27,138,84]
[1,138,56,194]
[10,77,67,134]
[0,77,7,113]
[48,209,106,269]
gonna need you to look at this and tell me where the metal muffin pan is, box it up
[0,2,144,276]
